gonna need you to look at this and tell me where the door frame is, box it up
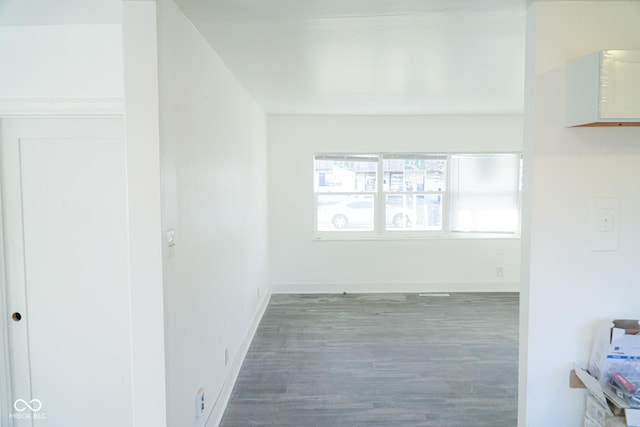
[0,99,124,427]
[0,165,12,426]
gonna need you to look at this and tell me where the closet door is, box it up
[0,118,132,427]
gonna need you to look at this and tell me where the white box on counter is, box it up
[589,320,640,386]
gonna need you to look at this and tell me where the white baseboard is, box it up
[205,290,271,427]
[271,282,519,294]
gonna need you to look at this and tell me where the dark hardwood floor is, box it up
[220,292,519,426]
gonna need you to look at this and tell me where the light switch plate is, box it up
[166,228,176,259]
[589,197,620,251]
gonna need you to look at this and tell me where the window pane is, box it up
[317,195,374,231]
[382,155,446,193]
[314,155,378,192]
[449,154,519,233]
[385,194,442,231]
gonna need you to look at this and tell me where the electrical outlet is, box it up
[195,387,205,418]
[496,267,504,277]
[224,347,229,367]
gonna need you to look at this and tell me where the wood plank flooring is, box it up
[220,292,519,426]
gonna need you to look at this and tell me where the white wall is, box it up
[0,0,121,26]
[0,25,123,100]
[269,114,523,293]
[156,1,269,426]
[520,2,640,426]
[121,3,167,427]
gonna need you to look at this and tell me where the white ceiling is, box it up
[3,0,627,115]
[1,0,528,115]
[176,0,527,115]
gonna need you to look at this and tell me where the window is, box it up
[315,154,377,231]
[314,153,522,238]
[449,154,521,233]
[383,154,446,231]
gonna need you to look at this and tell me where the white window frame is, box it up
[313,152,522,240]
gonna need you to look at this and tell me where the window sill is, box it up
[312,232,521,241]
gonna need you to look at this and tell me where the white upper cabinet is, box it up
[566,50,640,127]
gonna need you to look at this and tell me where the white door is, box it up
[0,118,133,427]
